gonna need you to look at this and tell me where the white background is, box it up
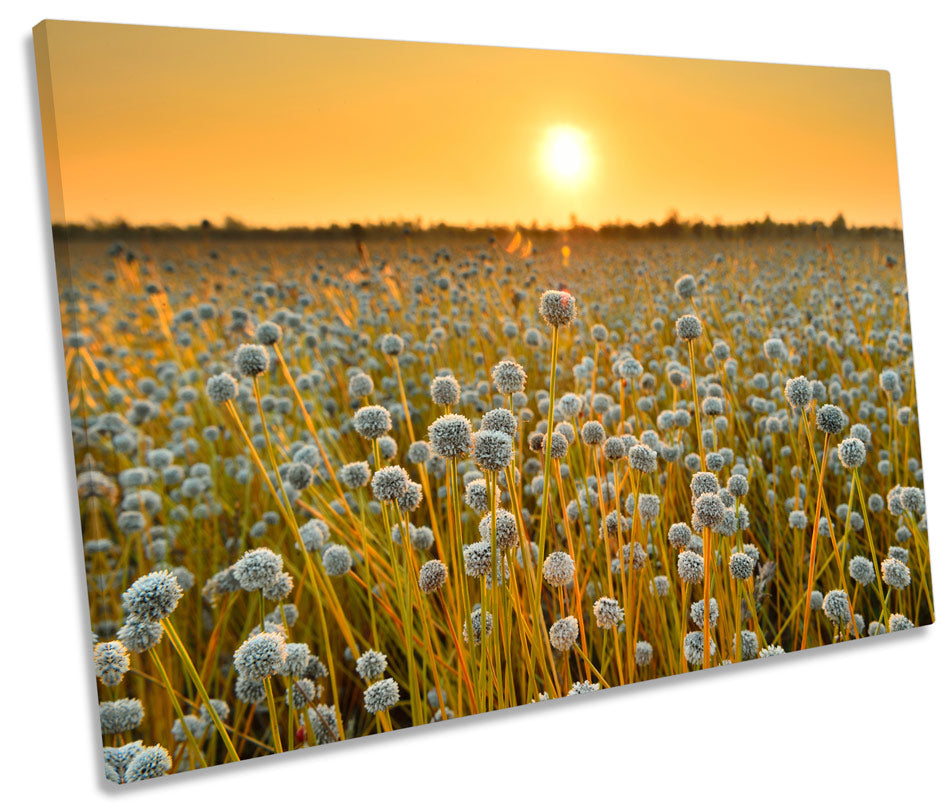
[2,1,947,807]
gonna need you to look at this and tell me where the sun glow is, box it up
[542,125,592,184]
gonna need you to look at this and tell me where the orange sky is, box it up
[35,20,903,228]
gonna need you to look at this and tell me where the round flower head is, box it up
[628,443,658,473]
[668,522,692,549]
[735,629,759,660]
[727,474,749,498]
[234,632,286,680]
[603,436,625,462]
[340,460,371,489]
[675,274,697,300]
[418,559,448,594]
[677,550,704,583]
[693,493,726,529]
[205,373,238,404]
[816,404,847,434]
[879,369,900,393]
[117,617,164,653]
[234,343,270,377]
[651,575,670,596]
[544,431,569,459]
[481,408,517,438]
[299,518,329,552]
[463,478,496,513]
[729,552,754,580]
[124,744,171,783]
[396,480,424,513]
[282,643,311,678]
[371,465,411,503]
[121,570,183,621]
[409,525,435,555]
[99,698,144,735]
[348,372,374,399]
[591,323,608,342]
[888,613,915,632]
[601,509,631,542]
[430,374,461,406]
[322,544,353,577]
[355,649,388,681]
[558,392,583,417]
[784,376,812,409]
[103,740,144,779]
[568,680,600,695]
[763,337,787,362]
[886,486,905,516]
[255,321,282,345]
[538,289,577,327]
[900,486,925,514]
[788,510,807,530]
[233,547,283,591]
[702,396,724,417]
[690,472,719,497]
[94,641,130,687]
[617,357,643,383]
[637,493,661,524]
[822,589,852,624]
[837,437,866,469]
[888,546,909,564]
[309,704,340,744]
[848,555,875,586]
[235,675,267,704]
[593,596,623,629]
[633,641,655,668]
[477,509,519,552]
[690,597,719,629]
[407,440,432,465]
[581,420,606,446]
[172,714,207,743]
[463,606,493,644]
[363,677,400,713]
[428,414,473,458]
[353,405,392,440]
[380,332,404,356]
[675,314,702,341]
[286,678,317,708]
[881,557,911,589]
[472,429,514,472]
[492,359,527,394]
[549,616,580,652]
[463,541,492,577]
[591,393,611,414]
[263,571,293,601]
[683,631,715,666]
[542,551,575,588]
[286,461,313,491]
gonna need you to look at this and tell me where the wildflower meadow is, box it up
[61,227,931,782]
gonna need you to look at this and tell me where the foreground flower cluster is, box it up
[65,232,930,782]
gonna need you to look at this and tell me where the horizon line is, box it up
[51,212,903,233]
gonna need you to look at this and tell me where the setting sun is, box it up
[542,125,592,185]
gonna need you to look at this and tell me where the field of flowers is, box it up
[62,230,930,782]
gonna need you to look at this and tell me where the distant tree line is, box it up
[51,211,898,242]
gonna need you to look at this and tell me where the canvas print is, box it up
[34,20,933,785]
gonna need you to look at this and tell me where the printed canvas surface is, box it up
[34,20,932,785]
